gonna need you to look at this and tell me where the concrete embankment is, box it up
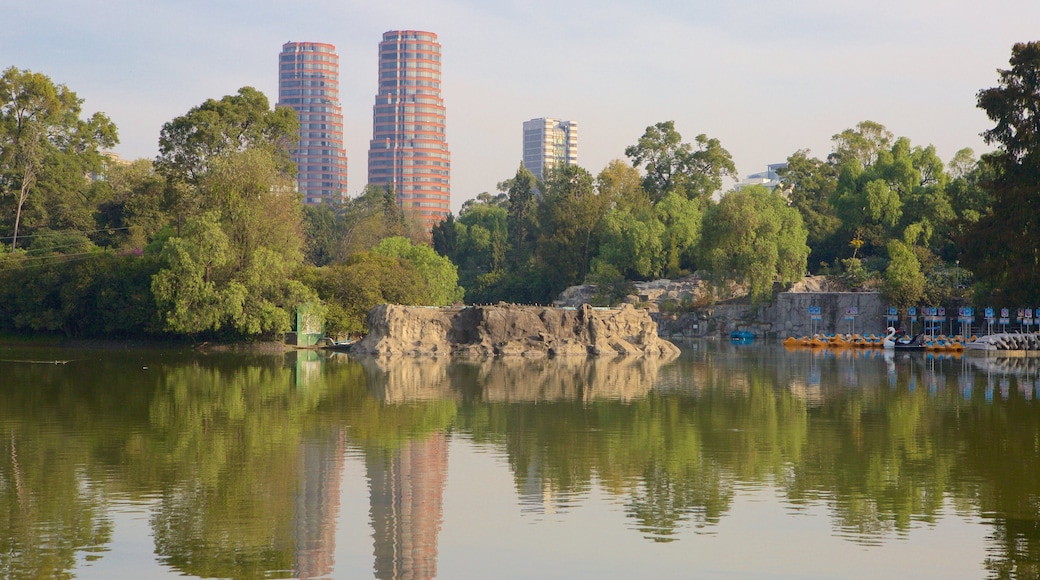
[654,292,886,339]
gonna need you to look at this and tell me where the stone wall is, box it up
[655,292,886,339]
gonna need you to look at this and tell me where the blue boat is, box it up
[730,330,755,344]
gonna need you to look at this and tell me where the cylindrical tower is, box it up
[367,30,451,229]
[277,41,349,205]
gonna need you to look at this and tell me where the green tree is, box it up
[883,239,925,307]
[624,121,737,204]
[301,202,339,267]
[654,191,702,278]
[536,164,612,295]
[154,86,297,233]
[506,163,538,265]
[828,120,893,167]
[431,212,458,262]
[777,150,842,271]
[699,186,809,303]
[300,253,430,335]
[94,158,169,250]
[373,236,464,305]
[0,67,118,249]
[961,41,1040,304]
[150,90,311,337]
[595,205,664,280]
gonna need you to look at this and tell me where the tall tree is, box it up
[536,164,610,294]
[506,163,538,265]
[154,86,297,233]
[0,67,117,249]
[699,186,809,303]
[777,150,841,270]
[828,120,893,167]
[151,90,313,337]
[624,121,737,204]
[961,42,1040,303]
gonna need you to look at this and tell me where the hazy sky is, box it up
[6,0,1039,212]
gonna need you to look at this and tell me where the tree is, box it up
[431,212,458,262]
[150,90,313,337]
[828,120,893,167]
[624,121,737,204]
[654,191,702,278]
[94,158,169,250]
[506,163,538,265]
[373,236,464,305]
[883,239,925,307]
[699,186,809,303]
[961,42,1040,304]
[595,206,664,281]
[594,161,661,279]
[777,150,842,270]
[300,253,430,336]
[535,164,611,294]
[0,67,117,249]
[154,86,297,233]
[596,159,651,215]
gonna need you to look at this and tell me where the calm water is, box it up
[2,341,1040,579]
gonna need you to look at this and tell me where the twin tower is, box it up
[277,31,449,229]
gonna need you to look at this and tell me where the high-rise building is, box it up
[278,41,349,205]
[367,30,450,229]
[522,118,578,182]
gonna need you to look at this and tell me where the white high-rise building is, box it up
[522,118,578,182]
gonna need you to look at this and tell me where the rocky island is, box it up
[351,303,680,358]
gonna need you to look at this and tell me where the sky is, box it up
[6,0,1040,213]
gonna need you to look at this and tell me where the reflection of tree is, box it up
[0,426,112,579]
[0,357,121,579]
[143,357,356,578]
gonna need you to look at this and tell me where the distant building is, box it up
[735,162,787,195]
[522,118,578,183]
[277,41,349,205]
[367,30,451,230]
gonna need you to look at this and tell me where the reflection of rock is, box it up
[360,356,666,403]
[475,357,660,402]
[352,303,680,359]
[359,356,454,403]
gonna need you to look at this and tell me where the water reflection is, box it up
[3,345,1040,577]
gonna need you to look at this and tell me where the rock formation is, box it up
[351,303,681,358]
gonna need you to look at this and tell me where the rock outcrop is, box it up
[351,303,680,358]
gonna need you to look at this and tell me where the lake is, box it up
[2,341,1039,579]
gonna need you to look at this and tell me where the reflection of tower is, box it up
[518,453,565,516]
[367,432,448,580]
[293,429,346,579]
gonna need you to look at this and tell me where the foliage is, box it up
[960,41,1040,304]
[778,150,842,270]
[624,121,737,204]
[373,236,464,305]
[0,66,118,249]
[699,186,809,303]
[300,253,430,336]
[154,86,297,233]
[0,249,161,337]
[654,191,702,278]
[536,164,612,296]
[506,163,538,265]
[883,239,925,307]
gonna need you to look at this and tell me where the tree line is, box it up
[0,41,1038,339]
